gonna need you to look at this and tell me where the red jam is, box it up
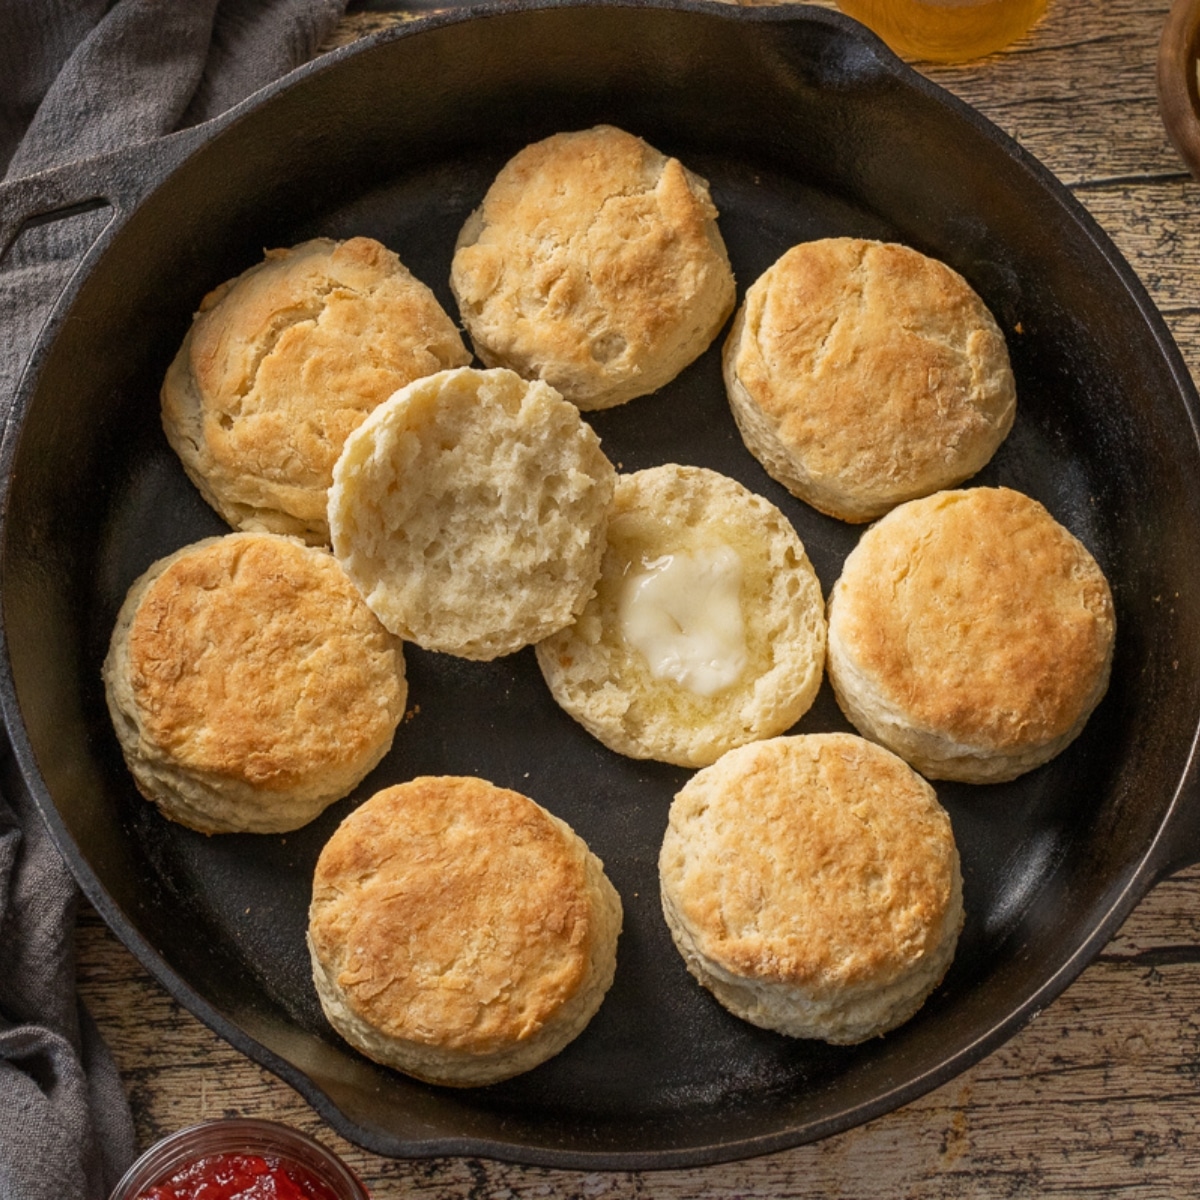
[134,1151,342,1200]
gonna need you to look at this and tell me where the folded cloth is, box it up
[0,3,348,1197]
[0,0,349,416]
[0,752,135,1200]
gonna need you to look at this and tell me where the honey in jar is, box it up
[834,0,1049,62]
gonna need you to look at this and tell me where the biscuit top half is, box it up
[450,125,735,409]
[726,238,1015,516]
[328,365,616,659]
[122,533,404,791]
[309,777,598,1054]
[661,733,959,992]
[181,236,468,503]
[829,487,1115,750]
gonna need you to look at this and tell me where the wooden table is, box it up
[78,0,1200,1194]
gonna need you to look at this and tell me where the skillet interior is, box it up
[4,0,1200,1169]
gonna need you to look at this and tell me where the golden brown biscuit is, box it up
[826,487,1115,782]
[450,125,736,411]
[329,366,616,661]
[162,236,470,544]
[102,532,406,833]
[659,733,963,1045]
[307,776,623,1086]
[723,237,1016,522]
[536,464,826,767]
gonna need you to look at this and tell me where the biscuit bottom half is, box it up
[659,733,963,1045]
[536,464,826,767]
[307,776,623,1087]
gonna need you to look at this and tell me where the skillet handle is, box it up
[0,127,210,419]
[0,126,210,258]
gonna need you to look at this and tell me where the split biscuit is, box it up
[450,124,736,411]
[723,237,1016,522]
[307,775,623,1087]
[536,464,826,768]
[659,732,963,1045]
[102,532,406,834]
[329,366,616,661]
[162,236,470,545]
[826,487,1115,783]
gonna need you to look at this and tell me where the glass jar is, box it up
[108,1118,370,1200]
[835,0,1049,62]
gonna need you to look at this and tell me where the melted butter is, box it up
[616,544,747,697]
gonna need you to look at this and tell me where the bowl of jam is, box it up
[108,1118,370,1200]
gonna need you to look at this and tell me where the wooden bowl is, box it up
[1158,0,1200,178]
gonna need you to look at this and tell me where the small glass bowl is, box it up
[108,1118,370,1200]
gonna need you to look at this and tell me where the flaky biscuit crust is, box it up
[162,236,469,544]
[723,238,1016,522]
[308,776,622,1086]
[827,487,1115,782]
[659,733,963,1044]
[450,125,735,411]
[536,464,826,767]
[103,533,406,833]
[329,366,616,660]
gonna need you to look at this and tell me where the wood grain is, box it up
[79,0,1200,1194]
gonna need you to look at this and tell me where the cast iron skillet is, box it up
[3,0,1200,1171]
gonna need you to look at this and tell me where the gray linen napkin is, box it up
[0,2,347,1196]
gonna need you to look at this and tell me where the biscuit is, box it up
[162,236,470,544]
[723,237,1016,522]
[536,464,826,767]
[659,732,963,1045]
[102,532,406,833]
[826,487,1115,782]
[307,775,623,1086]
[329,366,617,660]
[450,125,736,411]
